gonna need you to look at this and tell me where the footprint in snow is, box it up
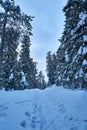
[25,111,31,119]
[0,113,6,122]
[30,116,41,128]
[15,101,24,105]
[0,103,9,110]
[84,119,87,122]
[70,126,78,130]
[20,120,27,128]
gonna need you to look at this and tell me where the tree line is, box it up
[0,0,87,90]
[46,0,87,89]
[0,0,46,90]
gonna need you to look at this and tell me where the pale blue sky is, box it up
[15,0,67,80]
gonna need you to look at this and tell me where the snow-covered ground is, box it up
[0,86,87,130]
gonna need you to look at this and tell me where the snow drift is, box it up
[0,86,87,130]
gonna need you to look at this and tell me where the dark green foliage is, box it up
[2,27,19,90]
[46,0,87,89]
[0,0,38,90]
[0,0,21,90]
[56,0,87,88]
[46,51,57,85]
[37,71,46,89]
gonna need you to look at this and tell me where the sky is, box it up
[15,0,67,80]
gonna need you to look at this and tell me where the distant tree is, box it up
[56,45,65,86]
[37,71,46,89]
[46,51,57,85]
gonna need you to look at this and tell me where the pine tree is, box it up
[0,0,21,90]
[0,0,38,90]
[37,71,46,89]
[3,27,20,90]
[71,0,87,88]
[61,0,83,88]
[56,45,65,86]
[56,0,87,88]
[19,14,37,89]
[46,51,57,85]
[19,34,31,89]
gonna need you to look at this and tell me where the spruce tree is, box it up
[18,14,37,89]
[3,27,20,90]
[37,71,46,89]
[0,0,21,90]
[61,0,83,88]
[71,0,87,88]
[0,0,38,90]
[56,45,65,86]
[56,0,87,88]
[46,51,57,85]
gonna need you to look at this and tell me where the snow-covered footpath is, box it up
[0,86,87,130]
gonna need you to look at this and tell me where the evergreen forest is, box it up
[0,0,87,90]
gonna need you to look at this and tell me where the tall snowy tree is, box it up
[71,0,87,88]
[18,14,37,89]
[56,0,87,88]
[37,71,46,89]
[0,0,21,90]
[2,27,20,90]
[0,0,38,90]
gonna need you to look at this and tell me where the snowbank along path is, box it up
[0,86,87,130]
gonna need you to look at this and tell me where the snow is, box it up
[9,73,13,80]
[79,68,83,77]
[77,46,87,55]
[65,54,70,62]
[83,35,87,42]
[71,29,75,36]
[83,59,87,65]
[0,6,4,13]
[0,38,1,43]
[0,86,87,130]
[77,14,87,27]
[82,47,87,55]
[20,72,29,87]
[74,13,87,33]
[78,46,83,55]
[73,55,77,62]
[20,72,26,83]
